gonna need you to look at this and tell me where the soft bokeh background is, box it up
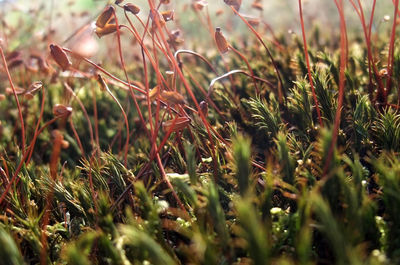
[0,0,396,59]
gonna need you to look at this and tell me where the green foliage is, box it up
[233,134,252,196]
[372,109,400,152]
[1,1,400,265]
[0,226,25,265]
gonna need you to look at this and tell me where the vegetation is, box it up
[0,0,400,264]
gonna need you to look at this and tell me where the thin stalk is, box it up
[64,82,94,155]
[91,85,100,154]
[104,85,130,166]
[69,119,85,156]
[229,45,259,94]
[26,85,46,164]
[298,0,323,127]
[0,115,67,206]
[0,47,26,154]
[323,0,347,176]
[114,9,133,166]
[230,6,284,103]
[62,48,145,94]
[387,0,399,100]
[348,0,384,102]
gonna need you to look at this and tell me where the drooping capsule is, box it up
[163,116,191,132]
[53,104,73,117]
[124,3,140,15]
[96,5,115,28]
[199,101,208,116]
[95,24,118,38]
[214,27,229,54]
[49,44,72,71]
[161,90,186,105]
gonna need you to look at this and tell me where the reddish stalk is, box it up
[147,1,221,182]
[91,85,101,154]
[63,82,94,155]
[297,0,323,127]
[119,22,168,88]
[62,48,145,94]
[392,0,400,18]
[69,119,85,156]
[0,47,26,154]
[368,0,377,40]
[117,23,154,142]
[348,0,384,102]
[0,114,67,206]
[229,6,284,104]
[155,150,187,212]
[113,9,138,166]
[26,85,46,164]
[387,0,399,101]
[323,0,348,176]
[87,154,99,215]
[207,69,274,98]
[104,84,130,166]
[174,49,219,76]
[154,2,268,174]
[228,45,260,94]
[41,128,63,265]
[184,70,223,116]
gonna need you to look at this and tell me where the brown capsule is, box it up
[161,0,171,4]
[161,91,186,105]
[214,28,229,54]
[49,44,72,71]
[7,58,24,69]
[163,116,190,132]
[24,93,34,100]
[115,0,124,4]
[95,23,118,38]
[0,94,6,101]
[5,86,25,95]
[23,81,43,100]
[150,9,166,28]
[124,3,140,15]
[167,30,184,47]
[224,0,242,12]
[96,5,115,28]
[53,104,73,117]
[26,81,43,95]
[96,74,108,91]
[149,85,160,100]
[5,51,21,61]
[199,101,208,116]
[161,10,174,21]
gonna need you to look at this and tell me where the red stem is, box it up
[0,47,26,154]
[298,0,323,127]
[323,0,347,176]
[230,6,284,104]
[387,0,399,100]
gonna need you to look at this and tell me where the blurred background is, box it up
[0,0,396,60]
